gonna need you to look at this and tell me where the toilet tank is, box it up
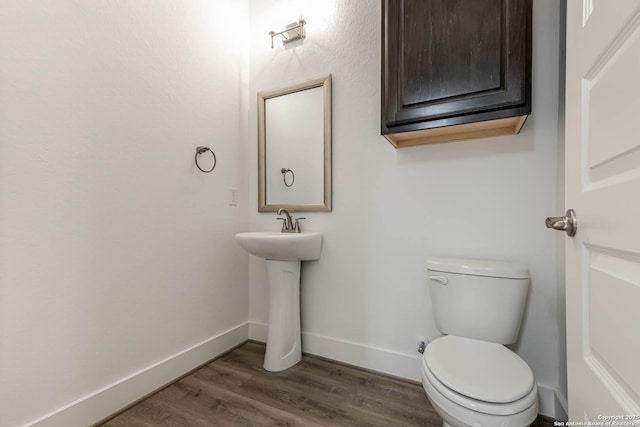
[426,257,530,345]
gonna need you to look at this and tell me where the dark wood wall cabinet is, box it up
[381,0,532,148]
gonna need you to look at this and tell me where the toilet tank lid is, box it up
[426,257,529,279]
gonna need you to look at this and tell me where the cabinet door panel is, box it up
[401,0,502,105]
[382,0,531,130]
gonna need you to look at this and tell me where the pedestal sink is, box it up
[235,231,322,371]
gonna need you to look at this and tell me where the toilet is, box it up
[422,257,538,427]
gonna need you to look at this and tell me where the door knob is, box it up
[545,209,577,237]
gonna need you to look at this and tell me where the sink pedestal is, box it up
[264,260,301,371]
[234,231,322,372]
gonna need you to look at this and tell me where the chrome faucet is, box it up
[276,208,305,233]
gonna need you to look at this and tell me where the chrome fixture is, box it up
[418,340,427,354]
[269,19,306,48]
[277,208,305,233]
[194,146,216,173]
[281,168,295,187]
[545,209,578,237]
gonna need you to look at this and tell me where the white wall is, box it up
[0,1,249,426]
[0,1,566,424]
[248,0,564,418]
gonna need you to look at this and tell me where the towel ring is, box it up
[195,146,216,173]
[281,168,295,187]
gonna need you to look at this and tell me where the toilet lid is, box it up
[424,336,534,403]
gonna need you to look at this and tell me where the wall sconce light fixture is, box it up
[269,19,306,48]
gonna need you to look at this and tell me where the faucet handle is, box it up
[276,217,287,232]
[293,217,306,233]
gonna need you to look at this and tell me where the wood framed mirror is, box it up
[258,74,332,212]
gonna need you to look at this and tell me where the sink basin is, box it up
[235,230,323,372]
[235,231,322,261]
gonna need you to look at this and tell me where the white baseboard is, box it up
[249,321,422,381]
[250,321,567,420]
[302,330,424,381]
[534,384,569,420]
[555,388,568,420]
[26,322,249,427]
[248,320,268,342]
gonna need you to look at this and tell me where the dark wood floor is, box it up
[100,342,442,426]
[100,341,556,427]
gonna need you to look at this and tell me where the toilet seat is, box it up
[422,336,537,416]
[425,335,534,403]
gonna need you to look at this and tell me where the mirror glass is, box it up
[258,74,331,212]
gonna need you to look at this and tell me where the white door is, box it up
[563,0,640,421]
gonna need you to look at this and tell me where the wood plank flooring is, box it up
[100,341,557,426]
[100,342,442,426]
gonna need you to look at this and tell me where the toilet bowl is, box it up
[423,258,538,427]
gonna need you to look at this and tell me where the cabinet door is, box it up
[382,0,531,134]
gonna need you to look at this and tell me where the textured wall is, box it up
[247,0,564,417]
[0,1,249,425]
[0,0,566,423]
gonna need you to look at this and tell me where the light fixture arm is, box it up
[269,19,306,48]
